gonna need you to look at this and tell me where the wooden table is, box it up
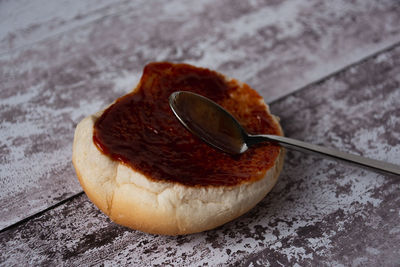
[1,0,399,265]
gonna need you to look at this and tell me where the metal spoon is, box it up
[169,91,400,176]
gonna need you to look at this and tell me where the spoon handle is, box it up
[248,134,400,176]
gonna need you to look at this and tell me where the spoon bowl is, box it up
[169,91,248,154]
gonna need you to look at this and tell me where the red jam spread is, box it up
[93,62,281,187]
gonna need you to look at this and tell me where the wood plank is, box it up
[1,0,400,230]
[1,42,399,266]
[0,0,131,54]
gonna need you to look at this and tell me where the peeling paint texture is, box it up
[0,0,400,265]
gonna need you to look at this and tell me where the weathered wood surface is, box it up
[1,41,399,266]
[0,0,131,54]
[1,0,400,231]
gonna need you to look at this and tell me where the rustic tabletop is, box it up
[1,0,400,266]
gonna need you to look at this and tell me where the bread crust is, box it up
[72,75,285,236]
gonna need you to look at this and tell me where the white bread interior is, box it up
[72,80,285,236]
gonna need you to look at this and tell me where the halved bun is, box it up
[72,64,285,235]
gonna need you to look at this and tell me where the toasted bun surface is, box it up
[72,63,285,235]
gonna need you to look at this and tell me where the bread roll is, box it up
[72,62,285,235]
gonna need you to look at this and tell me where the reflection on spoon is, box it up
[169,91,400,176]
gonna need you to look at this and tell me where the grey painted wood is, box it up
[1,41,399,266]
[0,0,130,54]
[1,0,400,230]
